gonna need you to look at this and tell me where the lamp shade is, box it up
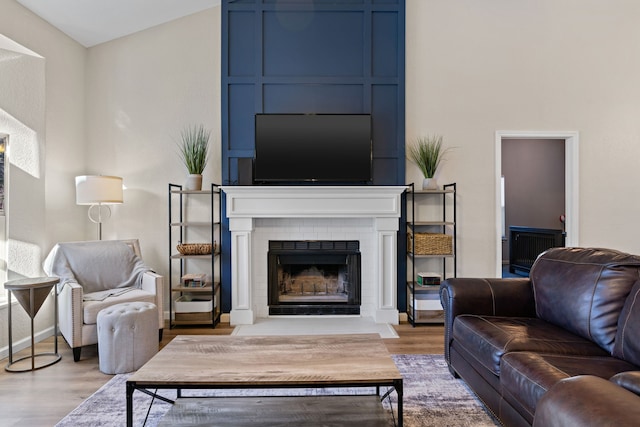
[75,175,123,205]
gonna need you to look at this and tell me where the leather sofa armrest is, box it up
[141,271,164,329]
[610,371,640,396]
[440,277,536,319]
[533,375,640,427]
[440,278,536,369]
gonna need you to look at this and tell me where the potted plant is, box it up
[407,135,450,190]
[178,124,210,191]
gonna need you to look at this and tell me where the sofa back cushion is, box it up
[530,247,640,353]
[613,280,640,366]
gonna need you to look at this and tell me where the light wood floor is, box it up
[0,321,444,427]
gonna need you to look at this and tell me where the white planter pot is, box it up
[422,177,438,190]
[185,174,203,191]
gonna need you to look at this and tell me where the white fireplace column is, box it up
[228,217,255,325]
[375,217,401,324]
[221,186,406,326]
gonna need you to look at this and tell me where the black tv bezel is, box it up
[253,113,373,185]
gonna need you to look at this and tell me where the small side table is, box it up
[5,276,61,372]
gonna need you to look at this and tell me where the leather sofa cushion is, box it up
[501,352,637,423]
[613,280,640,365]
[610,371,640,396]
[452,315,607,375]
[533,375,640,427]
[530,247,640,353]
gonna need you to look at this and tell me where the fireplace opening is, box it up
[268,240,361,315]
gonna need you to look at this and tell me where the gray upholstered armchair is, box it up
[43,239,163,361]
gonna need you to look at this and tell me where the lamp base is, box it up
[87,204,111,240]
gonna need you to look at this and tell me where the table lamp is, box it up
[75,175,123,240]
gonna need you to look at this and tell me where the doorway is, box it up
[495,131,579,277]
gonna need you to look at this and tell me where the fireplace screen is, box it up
[268,240,361,315]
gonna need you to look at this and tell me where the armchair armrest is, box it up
[533,375,640,427]
[141,271,164,329]
[440,278,536,367]
[610,371,640,396]
[57,281,84,349]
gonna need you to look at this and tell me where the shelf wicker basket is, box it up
[177,243,214,255]
[408,232,452,255]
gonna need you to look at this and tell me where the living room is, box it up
[1,0,640,425]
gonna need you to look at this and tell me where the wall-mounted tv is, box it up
[254,113,372,184]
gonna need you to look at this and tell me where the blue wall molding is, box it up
[221,0,406,312]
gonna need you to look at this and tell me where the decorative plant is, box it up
[407,135,449,178]
[178,124,210,175]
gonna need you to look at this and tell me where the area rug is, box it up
[231,316,399,339]
[55,354,499,427]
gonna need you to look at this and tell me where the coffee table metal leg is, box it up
[395,379,403,427]
[126,382,134,427]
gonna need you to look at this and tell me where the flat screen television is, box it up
[253,113,372,184]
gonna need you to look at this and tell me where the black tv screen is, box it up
[254,114,372,184]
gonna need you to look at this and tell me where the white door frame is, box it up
[495,131,579,277]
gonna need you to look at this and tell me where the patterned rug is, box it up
[55,354,500,427]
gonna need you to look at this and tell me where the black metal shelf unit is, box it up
[406,182,457,325]
[168,183,222,328]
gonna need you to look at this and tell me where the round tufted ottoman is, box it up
[97,301,159,374]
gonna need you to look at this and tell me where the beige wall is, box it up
[0,0,86,355]
[84,8,221,299]
[0,0,87,247]
[406,0,640,276]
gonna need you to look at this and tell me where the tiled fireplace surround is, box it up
[221,186,406,326]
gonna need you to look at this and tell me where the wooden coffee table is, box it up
[126,334,403,426]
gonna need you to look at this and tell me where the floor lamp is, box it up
[75,175,123,240]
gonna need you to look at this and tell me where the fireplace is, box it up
[268,240,361,315]
[220,185,406,325]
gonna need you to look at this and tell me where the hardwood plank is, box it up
[0,321,444,426]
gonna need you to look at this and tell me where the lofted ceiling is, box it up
[15,0,220,48]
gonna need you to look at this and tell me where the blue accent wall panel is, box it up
[221,0,406,314]
[372,158,400,185]
[228,84,255,151]
[263,84,365,113]
[372,84,399,158]
[263,11,364,76]
[372,12,399,77]
[228,11,255,76]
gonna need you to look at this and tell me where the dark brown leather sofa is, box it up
[440,247,640,427]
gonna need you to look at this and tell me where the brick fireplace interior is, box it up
[268,240,361,315]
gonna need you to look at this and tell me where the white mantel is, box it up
[221,186,406,325]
